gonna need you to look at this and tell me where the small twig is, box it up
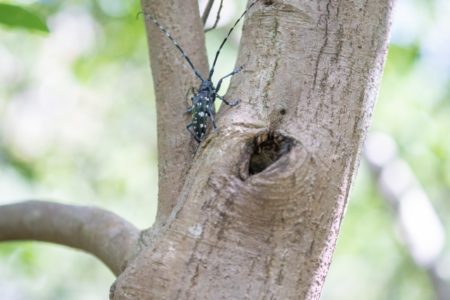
[204,0,224,32]
[202,0,215,25]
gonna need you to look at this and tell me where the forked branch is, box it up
[0,200,139,275]
[203,0,224,32]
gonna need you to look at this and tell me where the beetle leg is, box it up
[184,87,198,114]
[217,95,240,106]
[216,65,244,92]
[186,123,201,143]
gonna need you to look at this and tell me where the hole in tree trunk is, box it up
[248,132,293,175]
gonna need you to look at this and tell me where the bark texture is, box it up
[111,0,393,299]
[0,0,393,298]
[0,201,139,275]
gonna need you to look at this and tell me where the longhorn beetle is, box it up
[141,0,259,142]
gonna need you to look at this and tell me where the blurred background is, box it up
[0,0,449,299]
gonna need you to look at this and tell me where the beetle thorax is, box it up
[198,80,215,94]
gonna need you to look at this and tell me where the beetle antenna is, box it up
[139,11,205,81]
[208,0,259,80]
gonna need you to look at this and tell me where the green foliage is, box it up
[0,3,49,33]
[383,44,420,75]
[322,165,435,300]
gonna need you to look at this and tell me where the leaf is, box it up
[0,3,49,33]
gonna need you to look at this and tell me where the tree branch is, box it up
[141,0,209,223]
[204,0,224,33]
[0,200,139,276]
[202,0,215,25]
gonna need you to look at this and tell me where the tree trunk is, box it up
[0,0,393,299]
[111,0,393,299]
